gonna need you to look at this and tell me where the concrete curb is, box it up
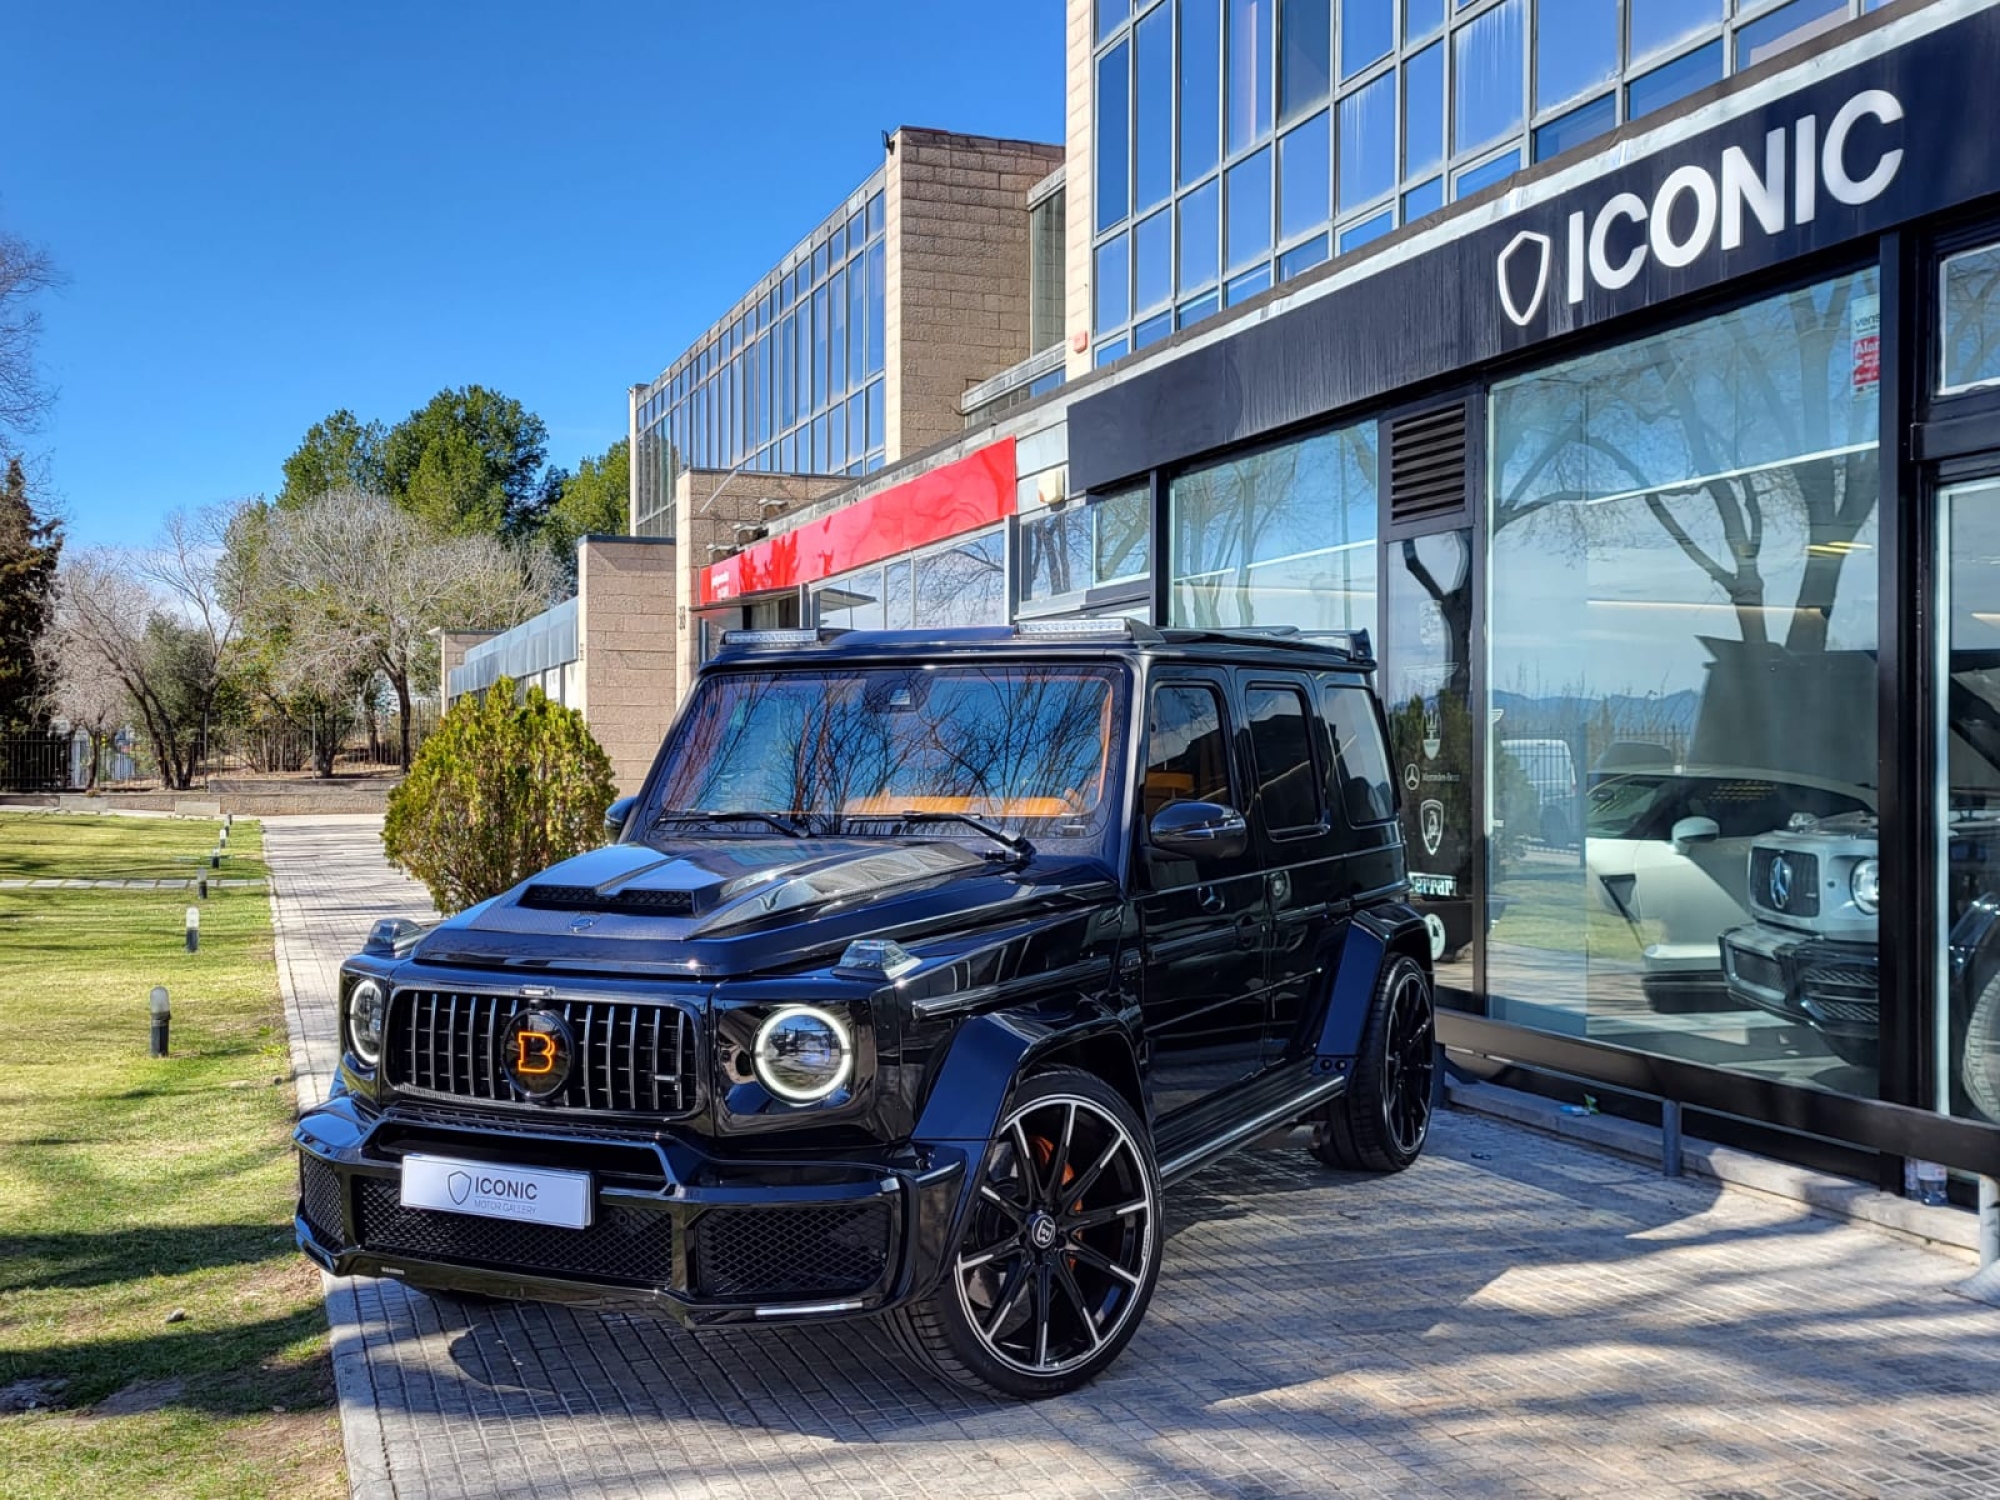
[1447,1078,1982,1260]
[266,838,394,1500]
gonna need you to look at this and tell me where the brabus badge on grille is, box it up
[500,1009,573,1100]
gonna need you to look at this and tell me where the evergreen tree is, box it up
[0,456,61,728]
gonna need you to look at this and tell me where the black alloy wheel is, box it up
[1312,954,1436,1173]
[889,1068,1162,1398]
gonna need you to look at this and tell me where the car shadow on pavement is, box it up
[370,1107,2000,1499]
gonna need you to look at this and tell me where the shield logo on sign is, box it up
[448,1171,472,1205]
[1421,799,1446,857]
[1497,229,1554,328]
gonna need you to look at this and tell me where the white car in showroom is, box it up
[1583,766,1873,1010]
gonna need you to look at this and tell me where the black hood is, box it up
[407,836,1115,978]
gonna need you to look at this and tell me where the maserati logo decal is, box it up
[1496,229,1553,328]
[447,1170,472,1205]
[1769,855,1794,910]
[1422,703,1443,762]
[1421,799,1446,858]
[499,1008,574,1100]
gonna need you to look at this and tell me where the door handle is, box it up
[1197,885,1225,914]
[1235,914,1260,947]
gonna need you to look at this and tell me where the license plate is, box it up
[400,1154,593,1229]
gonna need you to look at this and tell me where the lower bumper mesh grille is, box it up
[354,1178,672,1286]
[690,1203,893,1299]
[300,1156,345,1244]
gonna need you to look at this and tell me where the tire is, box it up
[1820,1031,1879,1070]
[1311,954,1436,1173]
[888,1067,1162,1400]
[1960,967,2000,1124]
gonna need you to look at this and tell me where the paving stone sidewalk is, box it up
[266,816,2000,1500]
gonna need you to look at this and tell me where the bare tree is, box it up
[36,618,128,790]
[0,230,58,445]
[244,490,551,768]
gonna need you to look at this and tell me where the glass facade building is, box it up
[1087,0,1896,362]
[631,175,891,538]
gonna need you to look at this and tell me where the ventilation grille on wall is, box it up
[1388,403,1469,523]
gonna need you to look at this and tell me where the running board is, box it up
[1156,1072,1347,1185]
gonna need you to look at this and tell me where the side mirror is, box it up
[1670,815,1720,854]
[1148,800,1249,861]
[605,795,637,840]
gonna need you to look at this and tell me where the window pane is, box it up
[1227,0,1273,155]
[1226,146,1273,272]
[1096,232,1132,332]
[1454,0,1525,155]
[1247,685,1323,832]
[1280,0,1330,123]
[1094,484,1152,582]
[827,268,847,401]
[1144,685,1234,817]
[1454,148,1521,198]
[1134,6,1173,210]
[848,254,867,387]
[1405,0,1445,41]
[1629,0,1721,65]
[1325,686,1396,824]
[1533,92,1615,162]
[825,397,846,470]
[1735,0,1847,71]
[1021,507,1094,600]
[1135,207,1172,313]
[1096,0,1129,43]
[884,559,912,629]
[1941,244,2000,394]
[813,567,884,630]
[1178,290,1221,329]
[1535,0,1617,111]
[1488,270,1881,1088]
[1178,176,1220,292]
[1097,41,1131,232]
[866,379,884,453]
[1180,0,1222,185]
[847,394,865,461]
[867,190,885,238]
[811,286,828,411]
[1338,68,1396,212]
[1226,263,1272,304]
[867,240,885,377]
[1627,39,1721,123]
[1278,110,1331,243]
[916,531,1006,627]
[1338,207,1394,252]
[1134,309,1174,349]
[1340,0,1393,80]
[1169,421,1378,630]
[1404,42,1444,179]
[1094,334,1130,367]
[1278,231,1330,280]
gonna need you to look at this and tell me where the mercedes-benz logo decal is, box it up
[1769,854,1794,910]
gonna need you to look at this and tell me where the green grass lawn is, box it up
[0,814,341,1500]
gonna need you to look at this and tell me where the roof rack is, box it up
[1158,625,1374,665]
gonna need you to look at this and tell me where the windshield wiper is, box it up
[892,810,1035,860]
[653,808,808,838]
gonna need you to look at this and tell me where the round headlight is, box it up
[347,978,386,1067]
[752,1005,852,1103]
[1851,857,1880,915]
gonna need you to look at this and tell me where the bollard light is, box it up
[219,825,229,847]
[185,906,200,954]
[150,986,171,1057]
[198,875,208,900]
[209,849,221,869]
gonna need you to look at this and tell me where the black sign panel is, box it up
[1068,4,2000,492]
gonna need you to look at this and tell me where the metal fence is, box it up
[0,734,74,792]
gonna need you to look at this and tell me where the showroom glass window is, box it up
[1486,270,1882,1098]
[1168,420,1376,631]
[1020,485,1152,607]
[815,528,1008,632]
[1086,0,1886,355]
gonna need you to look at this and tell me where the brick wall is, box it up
[436,630,497,707]
[574,538,677,795]
[889,129,1066,458]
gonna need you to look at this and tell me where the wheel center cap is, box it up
[1026,1212,1059,1251]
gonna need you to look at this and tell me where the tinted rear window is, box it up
[1245,684,1323,833]
[1324,685,1396,825]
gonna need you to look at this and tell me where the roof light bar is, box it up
[1012,617,1138,639]
[718,628,848,649]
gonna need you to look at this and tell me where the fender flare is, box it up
[1314,903,1433,1064]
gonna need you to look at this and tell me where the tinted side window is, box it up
[1143,684,1233,819]
[1324,684,1396,824]
[1244,684,1322,833]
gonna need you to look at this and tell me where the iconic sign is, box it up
[500,1008,574,1099]
[1498,89,1904,329]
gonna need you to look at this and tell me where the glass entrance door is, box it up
[1937,477,2000,1127]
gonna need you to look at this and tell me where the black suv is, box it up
[295,622,1437,1398]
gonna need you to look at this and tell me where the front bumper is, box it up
[294,1092,968,1323]
[1719,924,1879,1041]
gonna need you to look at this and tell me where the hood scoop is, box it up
[520,882,695,916]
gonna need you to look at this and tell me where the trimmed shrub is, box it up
[384,676,616,913]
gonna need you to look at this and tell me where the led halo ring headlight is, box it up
[751,1004,853,1103]
[1851,857,1881,916]
[347,977,387,1067]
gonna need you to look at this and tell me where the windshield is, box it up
[646,663,1127,842]
[1587,773,1871,842]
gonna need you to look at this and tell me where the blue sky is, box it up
[8,0,1065,548]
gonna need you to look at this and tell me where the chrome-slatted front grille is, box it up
[385,990,698,1117]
